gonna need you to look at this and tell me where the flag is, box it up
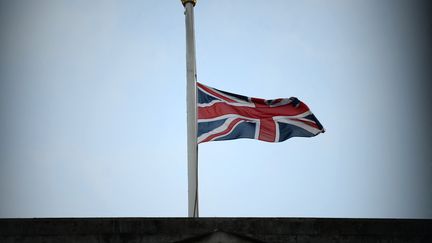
[197,82,325,143]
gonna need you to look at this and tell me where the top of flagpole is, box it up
[181,0,196,7]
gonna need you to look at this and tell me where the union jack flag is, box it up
[197,82,325,143]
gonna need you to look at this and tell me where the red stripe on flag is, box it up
[198,102,310,120]
[258,118,277,142]
[290,118,320,129]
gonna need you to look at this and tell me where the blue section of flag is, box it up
[277,122,315,142]
[197,88,219,104]
[197,118,227,137]
[214,121,256,141]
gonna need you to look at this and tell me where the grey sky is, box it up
[0,0,431,218]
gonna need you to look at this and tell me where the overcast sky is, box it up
[0,0,431,218]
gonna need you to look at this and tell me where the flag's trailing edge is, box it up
[197,82,325,144]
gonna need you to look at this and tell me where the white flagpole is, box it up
[181,0,199,218]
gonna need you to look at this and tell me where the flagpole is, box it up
[182,0,199,218]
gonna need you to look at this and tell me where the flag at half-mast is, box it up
[197,82,325,143]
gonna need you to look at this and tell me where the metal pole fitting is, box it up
[181,0,197,7]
